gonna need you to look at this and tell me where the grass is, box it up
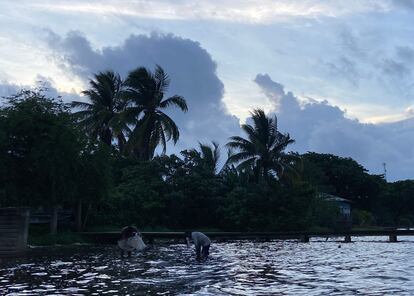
[351,226,390,231]
[84,225,122,232]
[83,225,222,232]
[28,224,86,246]
[28,232,86,246]
[84,225,174,232]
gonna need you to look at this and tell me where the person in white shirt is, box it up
[185,231,211,260]
[118,226,146,257]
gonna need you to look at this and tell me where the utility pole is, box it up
[382,162,387,181]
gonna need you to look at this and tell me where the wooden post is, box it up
[344,235,351,243]
[299,235,309,243]
[389,234,397,242]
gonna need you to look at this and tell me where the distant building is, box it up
[320,193,352,229]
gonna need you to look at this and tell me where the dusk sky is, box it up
[1,0,414,180]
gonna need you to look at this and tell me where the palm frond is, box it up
[158,112,180,143]
[154,65,171,94]
[71,101,93,110]
[227,151,256,165]
[160,95,188,112]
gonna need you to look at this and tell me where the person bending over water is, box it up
[185,231,211,260]
[118,226,146,257]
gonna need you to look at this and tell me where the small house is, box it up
[320,193,352,229]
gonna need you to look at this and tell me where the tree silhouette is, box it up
[226,109,296,182]
[123,65,188,160]
[71,71,127,150]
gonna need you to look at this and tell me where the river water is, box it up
[1,237,414,295]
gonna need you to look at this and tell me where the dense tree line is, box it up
[0,65,413,234]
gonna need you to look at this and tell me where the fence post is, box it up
[389,234,397,242]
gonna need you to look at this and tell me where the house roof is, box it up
[319,193,352,203]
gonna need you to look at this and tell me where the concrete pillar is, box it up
[0,207,30,256]
[389,234,397,242]
[299,235,309,243]
[344,235,352,243]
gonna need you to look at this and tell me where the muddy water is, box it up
[1,237,414,295]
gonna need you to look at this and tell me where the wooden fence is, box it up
[80,229,414,244]
[0,208,30,256]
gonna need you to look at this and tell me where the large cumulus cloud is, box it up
[44,31,240,153]
[254,73,414,181]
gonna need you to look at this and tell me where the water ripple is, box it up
[0,237,414,295]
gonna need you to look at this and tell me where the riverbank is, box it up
[28,232,86,246]
[27,226,414,247]
[27,225,222,246]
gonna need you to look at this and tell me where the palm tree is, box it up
[191,141,221,175]
[71,71,127,150]
[123,65,188,160]
[226,109,296,182]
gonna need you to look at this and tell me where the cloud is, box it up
[380,58,411,79]
[0,81,21,98]
[392,0,414,10]
[339,29,364,57]
[253,74,285,104]
[0,76,81,104]
[30,0,390,24]
[396,46,414,62]
[44,30,241,153]
[320,26,414,98]
[34,75,82,102]
[323,56,360,87]
[254,73,414,181]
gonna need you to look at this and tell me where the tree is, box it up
[302,152,385,210]
[71,71,127,150]
[188,141,221,175]
[74,142,112,231]
[123,65,188,160]
[375,180,414,226]
[226,109,296,182]
[0,90,82,234]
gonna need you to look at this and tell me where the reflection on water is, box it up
[1,237,414,295]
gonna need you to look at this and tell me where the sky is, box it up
[1,0,414,180]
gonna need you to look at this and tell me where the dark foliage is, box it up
[1,77,413,234]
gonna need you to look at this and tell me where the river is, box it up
[1,237,413,295]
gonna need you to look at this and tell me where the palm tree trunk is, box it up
[100,128,112,147]
[75,199,82,232]
[117,134,126,154]
[140,118,155,161]
[82,203,92,229]
[50,206,58,235]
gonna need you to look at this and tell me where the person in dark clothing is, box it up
[120,226,138,240]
